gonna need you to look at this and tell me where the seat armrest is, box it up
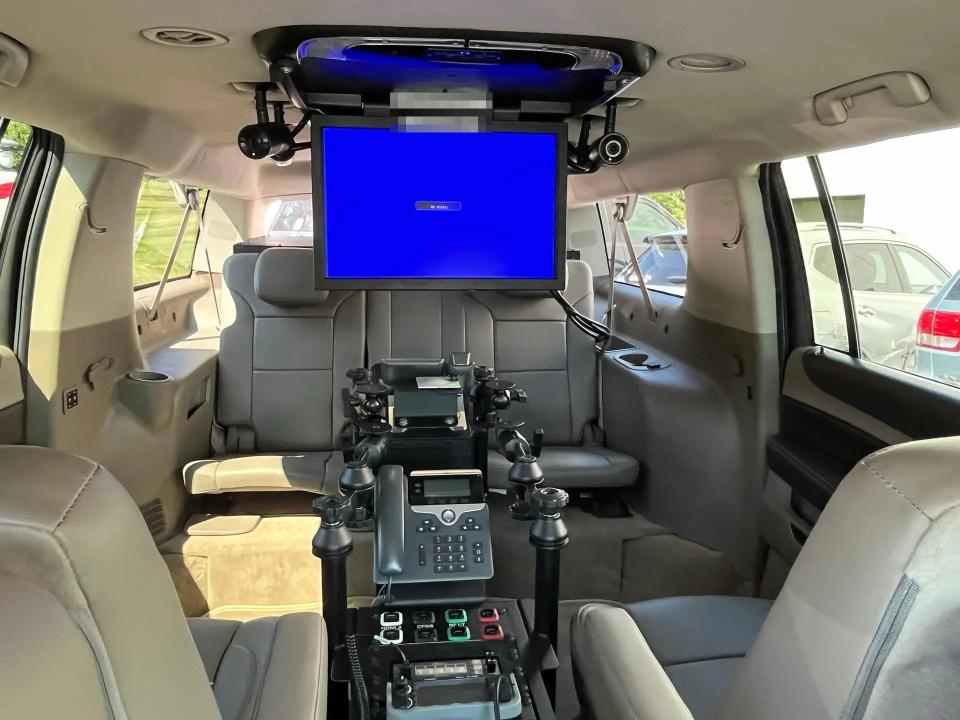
[183,453,334,494]
[571,603,694,720]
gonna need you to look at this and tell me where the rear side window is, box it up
[133,177,208,288]
[0,120,32,230]
[844,244,900,293]
[893,245,948,294]
[782,159,850,353]
[781,125,960,384]
[948,278,960,302]
[615,191,688,297]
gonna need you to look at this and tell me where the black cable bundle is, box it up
[551,289,611,343]
[346,634,371,720]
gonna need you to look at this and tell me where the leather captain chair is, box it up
[0,445,327,719]
[571,437,960,720]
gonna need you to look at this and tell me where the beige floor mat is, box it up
[161,514,324,619]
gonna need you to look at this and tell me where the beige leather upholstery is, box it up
[572,437,960,720]
[572,603,694,720]
[184,452,342,494]
[0,445,327,720]
[0,445,221,719]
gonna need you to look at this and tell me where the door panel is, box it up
[762,345,960,589]
[602,282,780,582]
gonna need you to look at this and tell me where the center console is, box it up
[314,356,566,720]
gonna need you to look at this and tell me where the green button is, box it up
[447,625,471,642]
[444,609,468,624]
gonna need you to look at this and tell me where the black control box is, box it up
[355,603,539,719]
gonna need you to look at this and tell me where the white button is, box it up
[440,509,456,524]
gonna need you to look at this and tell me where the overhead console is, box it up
[237,25,656,175]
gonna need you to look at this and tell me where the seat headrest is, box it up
[254,247,330,307]
[501,259,591,305]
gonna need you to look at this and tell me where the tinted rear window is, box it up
[948,276,960,301]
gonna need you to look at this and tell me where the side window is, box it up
[0,120,33,230]
[132,177,208,288]
[844,244,901,294]
[892,245,948,295]
[616,191,688,297]
[782,158,851,353]
[781,125,960,385]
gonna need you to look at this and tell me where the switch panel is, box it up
[63,387,79,412]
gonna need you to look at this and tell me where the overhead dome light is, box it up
[141,27,229,48]
[667,53,744,73]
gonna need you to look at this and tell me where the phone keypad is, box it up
[433,533,483,573]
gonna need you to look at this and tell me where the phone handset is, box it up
[375,465,406,577]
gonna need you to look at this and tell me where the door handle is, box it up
[857,306,876,318]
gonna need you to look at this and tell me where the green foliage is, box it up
[132,178,208,287]
[1,120,32,169]
[648,190,687,225]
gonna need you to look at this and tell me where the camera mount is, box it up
[237,27,653,168]
[237,85,313,162]
[567,102,630,174]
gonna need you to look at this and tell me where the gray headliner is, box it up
[2,2,959,198]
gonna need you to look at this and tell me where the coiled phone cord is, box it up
[346,634,371,720]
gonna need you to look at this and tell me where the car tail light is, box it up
[917,308,960,352]
[0,181,13,200]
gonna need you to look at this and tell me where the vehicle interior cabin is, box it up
[3,4,960,720]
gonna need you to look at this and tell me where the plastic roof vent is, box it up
[141,27,229,48]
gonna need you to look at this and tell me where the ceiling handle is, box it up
[814,72,930,126]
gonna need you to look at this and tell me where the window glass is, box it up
[893,245,948,295]
[818,129,960,374]
[781,157,851,353]
[132,177,208,288]
[947,277,960,302]
[844,244,900,293]
[0,120,33,229]
[616,191,688,296]
[784,126,960,386]
[265,197,313,245]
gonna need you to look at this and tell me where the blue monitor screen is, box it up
[314,123,565,289]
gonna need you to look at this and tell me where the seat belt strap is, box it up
[201,225,223,330]
[225,426,255,454]
[148,187,197,321]
[605,204,618,334]
[614,200,657,323]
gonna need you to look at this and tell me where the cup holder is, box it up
[615,350,671,371]
[619,352,649,367]
[120,369,174,426]
[126,370,171,383]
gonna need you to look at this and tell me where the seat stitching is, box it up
[250,619,281,720]
[208,622,243,684]
[862,461,929,519]
[663,653,747,668]
[55,463,100,530]
[7,520,134,720]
